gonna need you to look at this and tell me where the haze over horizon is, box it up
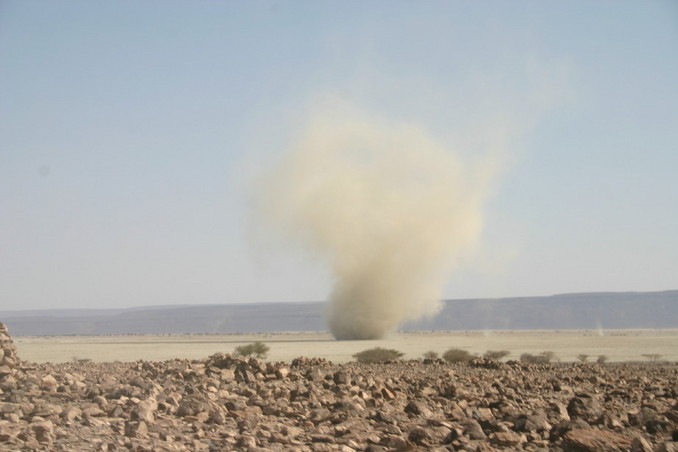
[1,1,677,312]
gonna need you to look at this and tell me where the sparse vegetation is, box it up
[520,351,556,364]
[540,351,556,362]
[72,356,92,363]
[484,350,510,360]
[597,355,608,364]
[577,354,589,363]
[422,351,439,360]
[353,347,404,363]
[234,341,270,359]
[642,353,662,363]
[442,348,474,363]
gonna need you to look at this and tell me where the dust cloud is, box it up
[257,102,499,340]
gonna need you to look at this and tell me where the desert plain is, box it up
[2,326,678,451]
[14,329,678,364]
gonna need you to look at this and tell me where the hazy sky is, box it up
[1,1,677,311]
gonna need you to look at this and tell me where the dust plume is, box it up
[257,102,499,339]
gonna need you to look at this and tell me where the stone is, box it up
[40,375,58,392]
[562,428,633,452]
[132,399,156,423]
[275,367,289,379]
[30,420,54,444]
[404,400,432,417]
[124,420,148,438]
[490,431,526,447]
[567,394,603,421]
[333,371,350,385]
[465,419,487,440]
[630,437,653,452]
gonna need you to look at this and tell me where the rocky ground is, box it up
[1,323,677,451]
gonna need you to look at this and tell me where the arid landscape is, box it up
[14,329,678,364]
[3,1,677,450]
[3,323,678,451]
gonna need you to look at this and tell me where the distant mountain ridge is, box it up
[1,290,676,336]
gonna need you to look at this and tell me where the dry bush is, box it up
[577,354,589,363]
[642,353,662,363]
[520,351,556,364]
[353,347,404,363]
[540,351,556,362]
[422,351,439,360]
[442,348,474,363]
[72,356,92,364]
[597,355,608,364]
[484,350,510,360]
[234,341,270,359]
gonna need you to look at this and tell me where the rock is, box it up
[32,402,63,417]
[177,396,210,417]
[630,437,653,452]
[236,434,257,448]
[465,419,487,440]
[404,400,432,417]
[380,388,396,400]
[30,420,53,444]
[550,419,592,441]
[567,394,603,421]
[124,420,148,438]
[0,366,12,378]
[547,401,571,422]
[40,375,58,392]
[0,323,19,371]
[562,428,633,452]
[132,399,157,424]
[333,371,350,385]
[61,406,82,423]
[490,431,526,447]
[513,413,551,432]
[657,443,677,452]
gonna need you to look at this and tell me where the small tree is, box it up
[484,350,510,360]
[234,341,270,359]
[577,354,589,363]
[596,355,608,364]
[443,348,474,363]
[642,353,662,363]
[422,351,439,360]
[353,347,404,363]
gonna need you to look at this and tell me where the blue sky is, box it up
[1,1,677,311]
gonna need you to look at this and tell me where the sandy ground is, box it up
[13,329,678,364]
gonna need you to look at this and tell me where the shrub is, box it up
[353,347,404,363]
[72,356,92,364]
[642,353,662,363]
[596,355,608,364]
[520,351,555,364]
[577,354,589,363]
[442,348,474,363]
[234,341,270,359]
[540,351,556,362]
[484,350,510,360]
[520,353,540,363]
[422,351,439,360]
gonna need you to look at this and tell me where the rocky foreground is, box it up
[1,324,677,451]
